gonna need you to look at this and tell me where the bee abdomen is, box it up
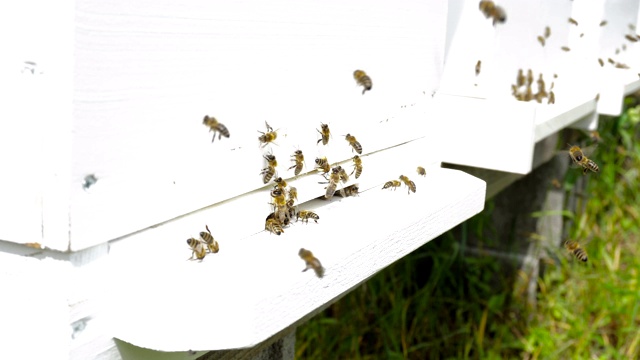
[573,248,588,262]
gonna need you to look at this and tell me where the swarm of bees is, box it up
[512,69,554,104]
[479,1,506,26]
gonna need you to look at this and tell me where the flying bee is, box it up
[599,20,607,27]
[608,58,615,65]
[299,248,324,278]
[297,210,319,224]
[187,238,207,261]
[353,70,372,94]
[598,58,604,67]
[338,184,360,197]
[544,26,551,38]
[564,240,588,262]
[537,74,547,97]
[537,36,545,47]
[289,150,304,175]
[319,167,341,199]
[625,34,638,42]
[581,159,600,175]
[548,91,555,105]
[265,218,284,235]
[270,188,289,223]
[568,17,578,26]
[315,157,330,175]
[382,180,402,190]
[475,60,481,76]
[399,175,416,194]
[199,225,219,254]
[202,115,230,143]
[351,155,363,179]
[258,121,278,148]
[561,46,571,52]
[273,176,287,191]
[479,0,506,25]
[317,123,331,145]
[417,166,426,176]
[568,144,599,175]
[337,165,349,183]
[288,186,298,202]
[345,133,363,154]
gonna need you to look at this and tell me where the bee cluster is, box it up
[511,69,555,105]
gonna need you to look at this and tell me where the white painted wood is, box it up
[106,167,486,352]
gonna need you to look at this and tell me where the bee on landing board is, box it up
[353,70,372,94]
[265,218,284,235]
[337,184,360,197]
[273,176,287,191]
[199,225,219,254]
[475,60,482,76]
[382,180,402,190]
[299,248,324,278]
[203,115,230,143]
[351,155,363,179]
[598,58,604,67]
[187,238,207,261]
[315,157,330,175]
[289,150,305,176]
[479,1,506,25]
[261,154,278,184]
[297,210,319,224]
[564,240,588,262]
[399,175,416,194]
[317,123,331,145]
[537,36,545,47]
[319,167,341,199]
[345,133,363,154]
[258,121,278,148]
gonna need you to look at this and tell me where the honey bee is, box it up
[265,218,284,235]
[338,184,360,197]
[203,115,230,143]
[399,175,416,194]
[199,225,219,254]
[589,130,601,143]
[273,177,287,190]
[270,188,289,223]
[561,46,571,52]
[544,26,551,38]
[548,91,555,104]
[517,69,525,87]
[289,150,304,176]
[317,123,331,145]
[286,198,297,220]
[608,58,615,65]
[551,178,562,189]
[288,186,298,202]
[537,36,545,47]
[299,248,324,278]
[568,145,599,175]
[615,62,630,69]
[320,167,341,199]
[475,60,481,76]
[261,154,278,184]
[568,17,578,26]
[625,34,638,42]
[187,238,207,261]
[382,180,402,190]
[599,20,607,27]
[258,121,278,148]
[351,155,363,179]
[337,165,349,183]
[345,133,363,154]
[297,210,319,224]
[479,1,506,25]
[598,58,604,67]
[564,240,588,262]
[315,157,330,174]
[353,70,372,94]
[417,166,426,176]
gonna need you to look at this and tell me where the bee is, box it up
[475,60,481,76]
[320,167,341,199]
[544,26,551,38]
[345,133,363,154]
[199,225,219,254]
[561,46,571,52]
[589,130,601,143]
[526,69,534,85]
[258,121,278,148]
[299,248,324,278]
[297,210,319,224]
[317,123,331,145]
[548,91,555,105]
[568,145,599,175]
[568,17,578,26]
[337,165,349,183]
[616,48,621,55]
[24,242,42,249]
[289,150,304,176]
[417,166,426,176]
[202,115,230,143]
[187,238,207,261]
[479,1,506,25]
[608,58,615,65]
[580,33,584,38]
[315,157,330,174]
[399,175,416,194]
[564,240,588,262]
[615,62,630,69]
[598,58,604,67]
[266,211,290,227]
[338,184,360,197]
[626,34,639,42]
[265,218,284,235]
[288,186,298,202]
[516,69,525,87]
[595,93,600,102]
[353,70,372,94]
[286,198,297,220]
[273,177,287,191]
[599,20,607,27]
[382,180,402,190]
[270,188,289,223]
[351,155,363,179]
[551,178,562,189]
[537,36,545,47]
[261,154,278,184]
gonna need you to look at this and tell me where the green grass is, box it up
[295,99,640,359]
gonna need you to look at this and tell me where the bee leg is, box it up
[582,167,589,175]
